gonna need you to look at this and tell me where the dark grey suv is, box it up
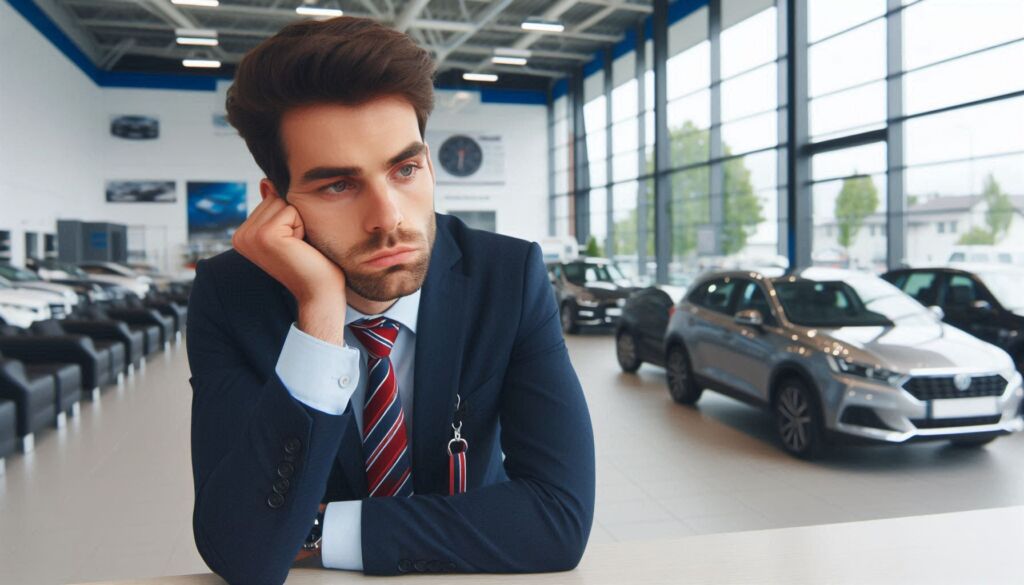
[547,258,636,334]
[665,268,1023,458]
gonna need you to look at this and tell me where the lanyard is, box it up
[447,393,468,495]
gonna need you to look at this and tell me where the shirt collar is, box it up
[344,288,420,334]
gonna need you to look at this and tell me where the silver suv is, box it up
[665,268,1024,458]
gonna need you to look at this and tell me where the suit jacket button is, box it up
[397,559,412,573]
[284,437,302,454]
[272,478,290,495]
[276,461,295,478]
[266,493,285,509]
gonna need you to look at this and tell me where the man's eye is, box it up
[398,163,420,178]
[320,181,351,194]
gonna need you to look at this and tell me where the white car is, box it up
[0,265,79,316]
[75,262,151,298]
[0,286,52,328]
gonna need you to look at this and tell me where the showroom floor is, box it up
[3,331,1024,584]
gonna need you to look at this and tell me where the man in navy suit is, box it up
[186,15,595,584]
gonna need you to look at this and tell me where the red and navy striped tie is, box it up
[348,317,414,498]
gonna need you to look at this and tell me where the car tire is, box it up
[561,302,579,335]
[773,377,826,460]
[616,329,642,373]
[949,435,998,448]
[666,343,702,405]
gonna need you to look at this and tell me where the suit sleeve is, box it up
[360,241,596,575]
[186,259,350,585]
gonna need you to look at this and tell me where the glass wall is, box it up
[900,0,1024,268]
[548,0,1024,283]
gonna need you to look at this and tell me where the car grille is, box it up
[903,374,1006,401]
[49,303,66,319]
[911,415,1002,429]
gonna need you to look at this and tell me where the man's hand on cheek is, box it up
[232,192,348,345]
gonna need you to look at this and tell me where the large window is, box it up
[548,0,1021,282]
[900,0,1024,268]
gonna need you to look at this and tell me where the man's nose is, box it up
[362,180,404,234]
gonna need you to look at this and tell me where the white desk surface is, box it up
[79,505,1023,585]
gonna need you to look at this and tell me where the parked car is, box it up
[663,268,1023,458]
[547,258,637,333]
[0,275,71,320]
[0,281,52,328]
[615,286,684,372]
[75,262,151,298]
[0,264,79,315]
[883,264,1024,373]
[28,259,124,301]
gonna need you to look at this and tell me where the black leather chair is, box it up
[0,355,56,452]
[32,318,139,374]
[130,294,187,342]
[0,398,15,471]
[75,305,162,357]
[0,324,115,398]
[108,301,174,348]
[1,349,83,424]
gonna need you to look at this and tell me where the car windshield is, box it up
[978,271,1024,311]
[563,262,625,285]
[773,277,934,328]
[40,260,88,278]
[0,264,40,281]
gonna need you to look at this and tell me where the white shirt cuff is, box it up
[321,500,364,571]
[274,323,361,415]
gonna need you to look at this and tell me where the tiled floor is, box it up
[3,330,1024,583]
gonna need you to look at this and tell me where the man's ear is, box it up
[259,178,281,201]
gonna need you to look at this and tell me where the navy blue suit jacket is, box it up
[186,213,596,584]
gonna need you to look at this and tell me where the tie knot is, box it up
[348,317,400,359]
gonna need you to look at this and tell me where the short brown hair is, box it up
[226,16,436,196]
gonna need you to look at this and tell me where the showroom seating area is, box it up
[0,282,191,474]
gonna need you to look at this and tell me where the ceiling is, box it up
[34,0,651,90]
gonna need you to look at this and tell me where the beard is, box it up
[306,216,436,303]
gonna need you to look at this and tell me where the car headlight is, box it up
[616,298,627,307]
[577,298,599,308]
[826,355,904,386]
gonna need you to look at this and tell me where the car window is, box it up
[774,280,895,327]
[691,278,737,315]
[735,281,775,324]
[943,274,979,308]
[899,272,939,306]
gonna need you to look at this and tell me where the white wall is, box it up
[0,2,549,270]
[0,0,103,265]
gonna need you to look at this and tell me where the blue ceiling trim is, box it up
[6,0,229,91]
[552,78,569,101]
[434,84,547,105]
[612,27,637,61]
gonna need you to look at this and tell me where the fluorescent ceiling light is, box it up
[172,0,219,7]
[491,56,527,66]
[177,37,219,46]
[182,59,222,68]
[494,47,532,58]
[521,18,564,32]
[463,72,498,82]
[296,6,344,17]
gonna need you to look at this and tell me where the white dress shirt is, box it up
[274,289,420,572]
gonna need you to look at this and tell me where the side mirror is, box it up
[734,309,764,328]
[972,299,993,312]
[928,305,945,320]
